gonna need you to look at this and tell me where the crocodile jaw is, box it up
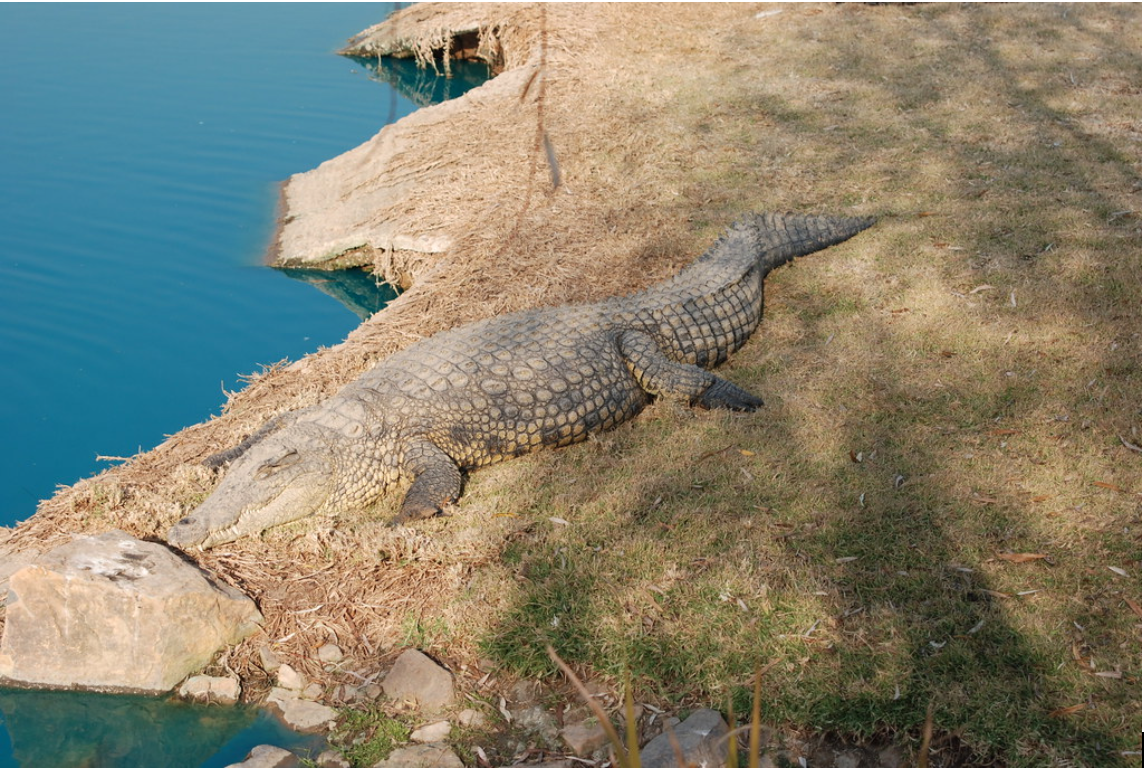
[168,481,329,549]
[167,436,333,549]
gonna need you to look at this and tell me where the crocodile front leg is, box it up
[391,438,463,525]
[619,330,763,412]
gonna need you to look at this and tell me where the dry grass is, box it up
[2,3,1139,766]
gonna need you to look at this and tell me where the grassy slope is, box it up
[445,4,1141,765]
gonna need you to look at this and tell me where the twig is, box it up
[917,701,934,768]
[546,646,630,765]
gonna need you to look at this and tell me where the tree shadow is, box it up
[474,4,1139,765]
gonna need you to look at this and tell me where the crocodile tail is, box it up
[748,212,876,277]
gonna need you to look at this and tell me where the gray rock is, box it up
[835,749,861,768]
[276,663,306,692]
[266,687,339,732]
[878,745,907,767]
[259,645,283,674]
[509,703,560,747]
[373,743,464,768]
[410,719,452,743]
[381,649,455,712]
[561,718,611,755]
[639,708,729,768]
[0,531,261,693]
[457,707,488,728]
[227,744,300,768]
[316,749,351,768]
[317,643,344,664]
[178,674,242,705]
[302,682,324,701]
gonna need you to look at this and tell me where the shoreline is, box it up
[2,3,1139,766]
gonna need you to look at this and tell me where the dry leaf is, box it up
[989,429,1019,436]
[1092,481,1126,493]
[1048,704,1087,718]
[969,284,995,294]
[835,556,859,564]
[1124,598,1142,617]
[980,589,1012,599]
[996,552,1049,564]
[1030,495,1051,503]
[739,449,756,457]
[1093,670,1122,679]
[1107,566,1128,577]
[1071,642,1095,670]
[549,517,570,526]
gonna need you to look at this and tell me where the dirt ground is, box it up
[3,3,1140,766]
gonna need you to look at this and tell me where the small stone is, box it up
[316,749,351,768]
[178,674,241,705]
[266,687,338,732]
[410,719,451,743]
[227,744,299,768]
[510,680,545,705]
[639,708,729,768]
[259,645,282,674]
[276,663,305,691]
[335,684,359,703]
[510,704,559,745]
[381,649,455,713]
[361,683,383,701]
[317,643,344,664]
[457,708,488,729]
[835,750,861,768]
[373,743,463,768]
[560,719,610,755]
[302,682,324,701]
[878,745,907,767]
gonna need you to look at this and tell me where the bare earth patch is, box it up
[3,3,1139,766]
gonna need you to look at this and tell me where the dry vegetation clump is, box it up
[3,3,1140,767]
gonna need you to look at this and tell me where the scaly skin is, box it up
[167,212,874,548]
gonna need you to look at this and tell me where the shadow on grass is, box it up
[476,3,1139,766]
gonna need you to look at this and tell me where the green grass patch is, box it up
[327,708,411,768]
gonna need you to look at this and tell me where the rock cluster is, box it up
[266,663,339,732]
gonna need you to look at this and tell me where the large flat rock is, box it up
[0,530,262,694]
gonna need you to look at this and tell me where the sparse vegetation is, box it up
[327,707,411,768]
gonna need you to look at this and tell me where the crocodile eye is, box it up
[255,450,300,479]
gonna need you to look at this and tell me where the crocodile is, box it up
[167,212,874,548]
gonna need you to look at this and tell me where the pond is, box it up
[0,3,487,766]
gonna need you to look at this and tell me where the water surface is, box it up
[0,3,486,766]
[0,2,483,526]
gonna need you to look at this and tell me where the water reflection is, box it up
[351,55,491,108]
[277,267,399,321]
[0,687,323,768]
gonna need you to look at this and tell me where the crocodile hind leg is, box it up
[618,330,764,411]
[391,438,463,525]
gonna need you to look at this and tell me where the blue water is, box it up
[0,2,431,527]
[0,3,487,766]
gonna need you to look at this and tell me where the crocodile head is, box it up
[167,424,335,549]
